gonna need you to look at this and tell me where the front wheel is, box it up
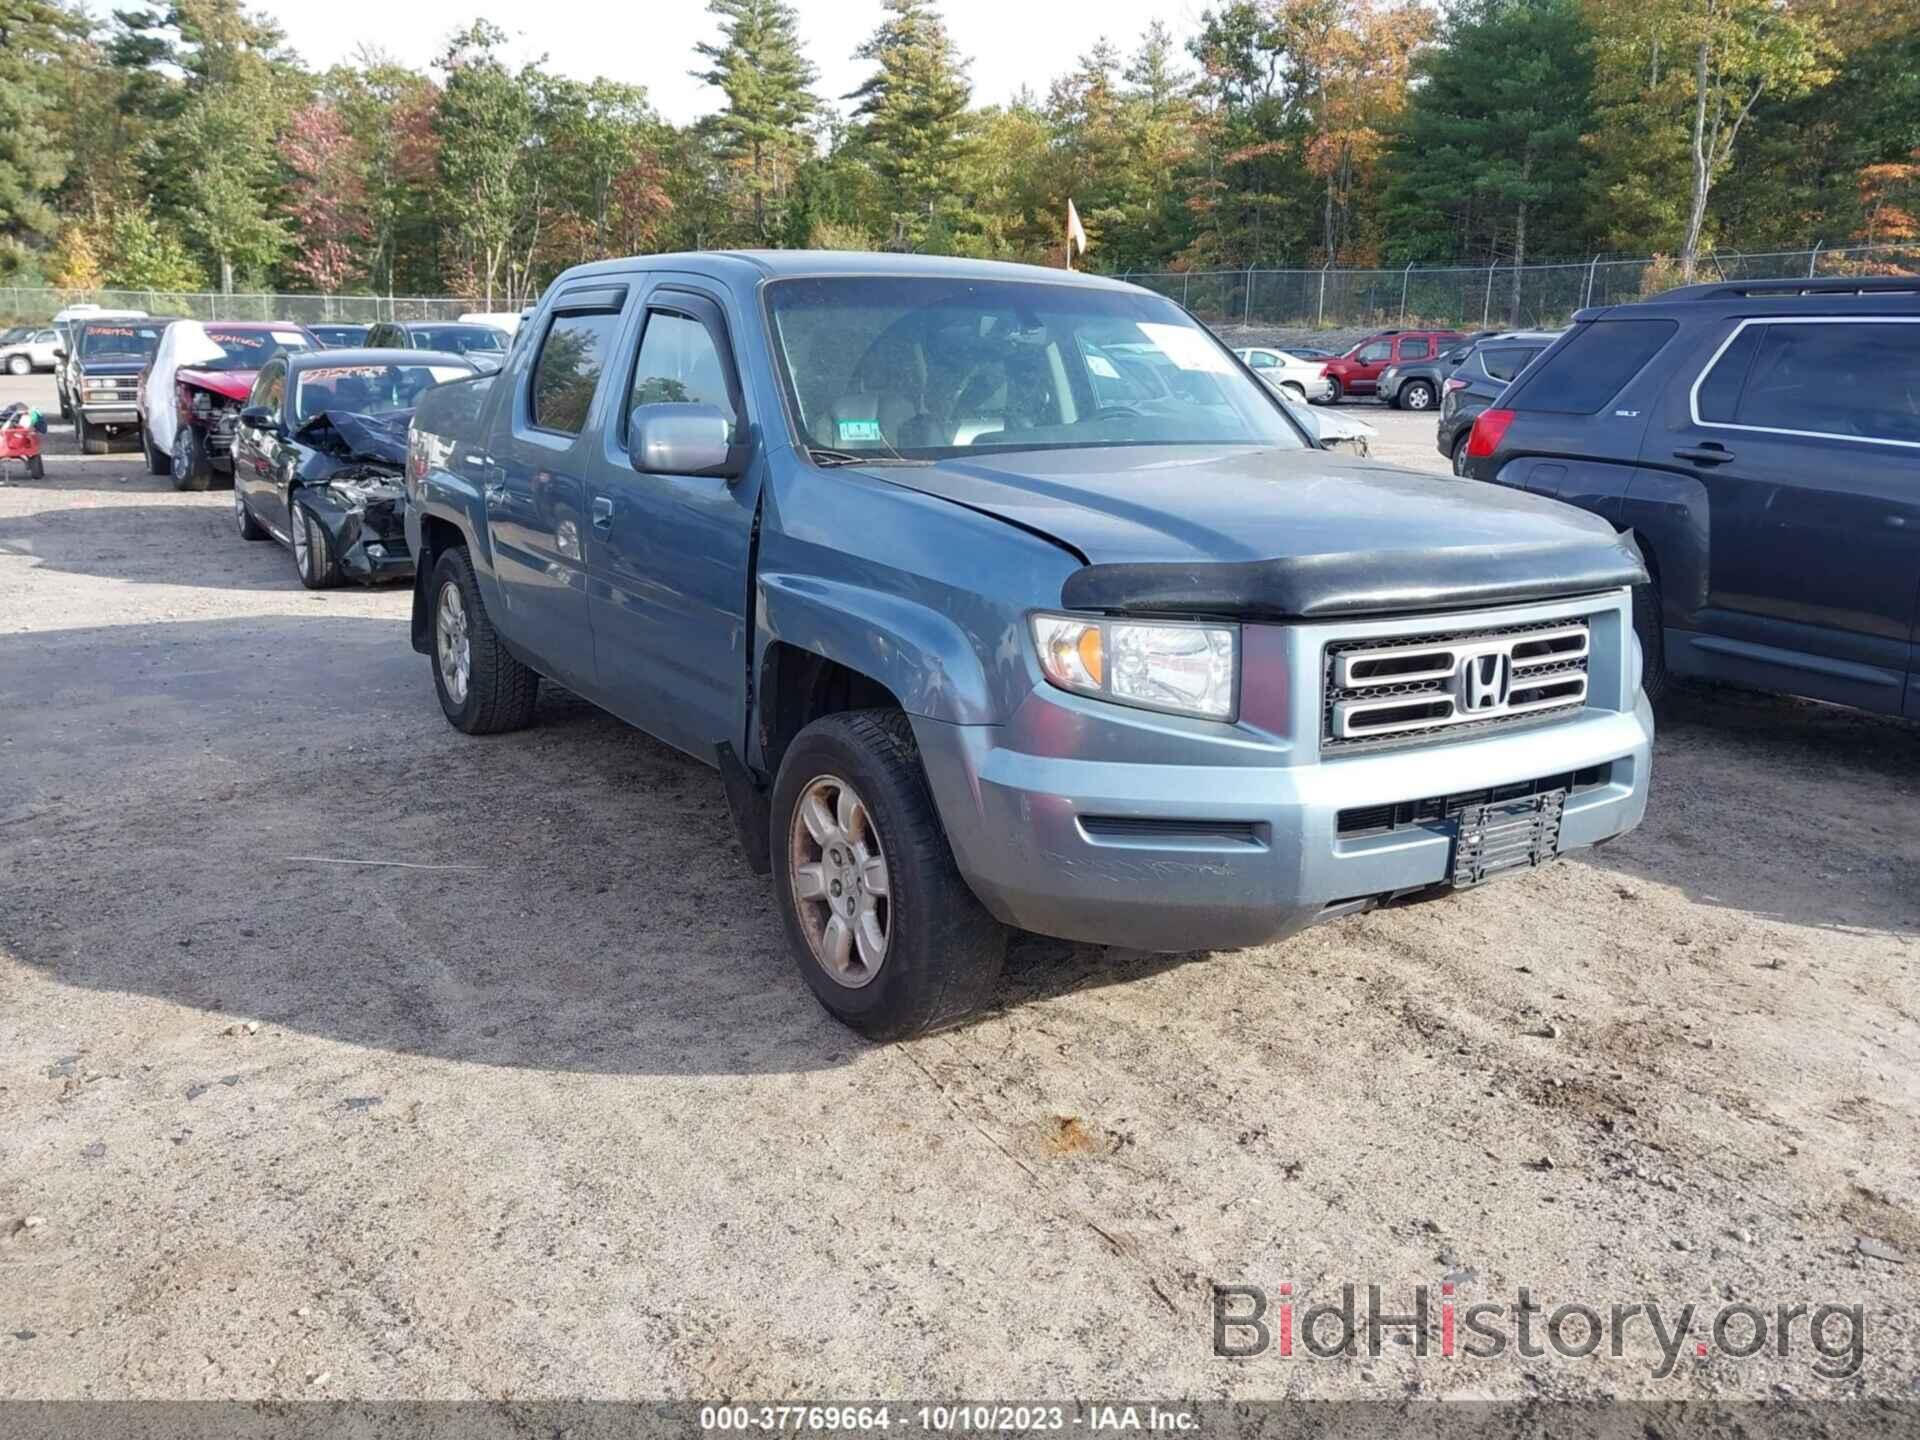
[172,426,210,489]
[772,710,1007,1040]
[1401,379,1435,411]
[429,545,539,734]
[290,497,341,590]
[77,414,109,456]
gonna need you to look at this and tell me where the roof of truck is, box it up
[553,249,1139,292]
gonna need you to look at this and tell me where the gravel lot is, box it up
[1,371,1916,1403]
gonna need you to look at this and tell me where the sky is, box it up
[258,0,1206,125]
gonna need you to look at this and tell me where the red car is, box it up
[138,320,320,488]
[1319,329,1466,403]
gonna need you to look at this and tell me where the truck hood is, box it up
[78,360,147,378]
[175,367,256,401]
[870,445,1647,621]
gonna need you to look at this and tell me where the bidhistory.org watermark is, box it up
[1213,1283,1865,1379]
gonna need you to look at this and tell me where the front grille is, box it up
[1323,616,1591,752]
[1336,765,1611,838]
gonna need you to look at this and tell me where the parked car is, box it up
[1321,328,1467,403]
[1458,276,1919,715]
[232,348,480,588]
[53,308,148,419]
[1,326,62,376]
[405,251,1652,1038]
[364,321,508,372]
[66,318,173,453]
[1374,329,1508,411]
[1285,345,1337,361]
[1233,346,1334,403]
[458,310,524,336]
[138,319,320,488]
[1435,331,1560,473]
[308,323,371,348]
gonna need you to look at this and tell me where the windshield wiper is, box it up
[806,447,932,467]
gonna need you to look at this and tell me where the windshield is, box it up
[292,362,475,426]
[81,323,166,361]
[408,325,505,355]
[197,328,312,372]
[766,277,1306,459]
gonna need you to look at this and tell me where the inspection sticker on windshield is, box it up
[1137,323,1231,373]
[837,419,883,443]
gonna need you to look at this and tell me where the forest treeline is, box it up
[0,0,1913,303]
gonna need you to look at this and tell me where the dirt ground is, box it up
[1,372,1916,1403]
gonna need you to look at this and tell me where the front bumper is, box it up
[300,484,415,583]
[78,403,139,426]
[913,592,1652,952]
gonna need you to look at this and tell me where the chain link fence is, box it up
[0,287,480,326]
[1121,244,1920,333]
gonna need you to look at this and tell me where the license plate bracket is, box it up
[1450,790,1566,888]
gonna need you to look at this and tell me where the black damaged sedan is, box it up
[231,349,480,589]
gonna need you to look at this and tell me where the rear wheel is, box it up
[1401,379,1436,411]
[1450,433,1470,476]
[1281,381,1306,403]
[142,422,172,476]
[772,710,1008,1040]
[429,545,539,734]
[6,355,27,377]
[1322,376,1343,405]
[1632,567,1669,705]
[233,487,268,541]
[172,426,210,490]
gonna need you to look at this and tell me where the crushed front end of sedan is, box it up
[287,409,415,582]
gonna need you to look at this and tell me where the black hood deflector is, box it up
[1060,532,1648,621]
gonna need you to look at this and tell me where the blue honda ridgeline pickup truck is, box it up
[406,252,1653,1038]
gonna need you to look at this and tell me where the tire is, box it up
[142,422,172,477]
[6,355,27,377]
[1401,379,1436,411]
[771,710,1008,1040]
[233,486,269,541]
[172,425,210,490]
[77,414,109,456]
[429,545,539,734]
[1631,567,1669,706]
[27,454,44,480]
[1450,433,1471,477]
[290,496,341,590]
[1322,376,1343,405]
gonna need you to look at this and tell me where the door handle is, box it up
[1673,444,1734,466]
[591,496,614,532]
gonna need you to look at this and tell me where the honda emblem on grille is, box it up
[1461,653,1510,711]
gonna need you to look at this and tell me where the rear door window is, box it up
[530,311,621,435]
[1699,320,1920,446]
[1508,319,1678,414]
[1482,345,1544,382]
[1399,337,1432,361]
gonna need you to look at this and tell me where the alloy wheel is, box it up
[1405,383,1434,410]
[436,581,471,706]
[788,774,891,988]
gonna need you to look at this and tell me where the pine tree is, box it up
[692,0,819,243]
[1383,0,1597,307]
[847,0,971,247]
[0,0,88,280]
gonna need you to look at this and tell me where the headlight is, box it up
[1032,613,1237,720]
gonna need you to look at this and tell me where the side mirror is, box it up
[52,348,66,362]
[239,405,275,430]
[627,402,741,478]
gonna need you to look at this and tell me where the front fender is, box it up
[756,572,1001,729]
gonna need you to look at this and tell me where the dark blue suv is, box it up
[1459,277,1920,716]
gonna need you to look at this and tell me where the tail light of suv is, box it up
[1443,376,1469,394]
[1466,407,1516,459]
